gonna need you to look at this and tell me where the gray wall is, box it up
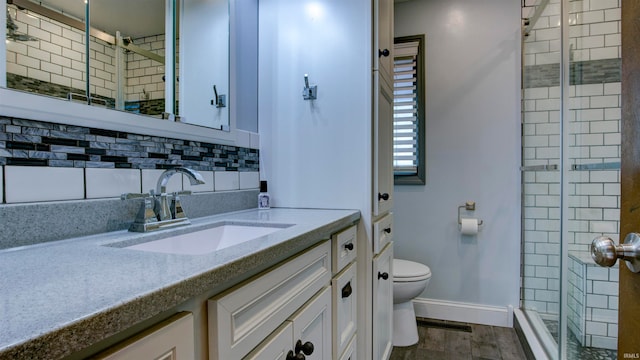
[393,0,521,309]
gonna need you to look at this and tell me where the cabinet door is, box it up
[95,312,194,360]
[339,335,357,360]
[372,242,393,360]
[332,263,357,359]
[373,72,394,217]
[243,322,293,360]
[375,0,394,82]
[289,286,332,360]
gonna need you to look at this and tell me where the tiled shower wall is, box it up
[568,253,618,350]
[521,0,620,350]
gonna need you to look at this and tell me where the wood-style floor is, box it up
[389,318,528,360]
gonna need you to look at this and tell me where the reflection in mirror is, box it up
[90,0,166,117]
[4,0,231,132]
[5,0,87,102]
[179,0,229,130]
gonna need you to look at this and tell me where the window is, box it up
[393,35,425,185]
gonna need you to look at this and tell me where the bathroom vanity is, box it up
[0,208,359,359]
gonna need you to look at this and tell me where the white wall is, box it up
[393,0,522,313]
[258,0,371,211]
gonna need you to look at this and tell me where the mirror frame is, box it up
[0,0,238,144]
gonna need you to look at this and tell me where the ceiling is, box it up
[35,0,165,38]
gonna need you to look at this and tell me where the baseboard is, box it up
[412,297,514,327]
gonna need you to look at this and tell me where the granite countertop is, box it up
[0,208,360,359]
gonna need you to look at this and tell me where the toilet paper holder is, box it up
[458,201,484,226]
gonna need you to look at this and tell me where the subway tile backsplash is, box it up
[184,171,215,193]
[0,116,260,204]
[239,172,260,190]
[0,117,259,171]
[214,172,241,191]
[86,168,142,199]
[5,166,85,203]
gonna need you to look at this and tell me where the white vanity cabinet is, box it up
[331,225,358,360]
[209,225,359,360]
[92,312,195,360]
[372,213,394,360]
[208,240,332,360]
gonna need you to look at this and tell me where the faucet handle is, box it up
[121,192,151,200]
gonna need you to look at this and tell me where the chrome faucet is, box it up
[122,167,205,232]
[155,167,205,221]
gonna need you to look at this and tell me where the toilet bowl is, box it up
[392,258,432,347]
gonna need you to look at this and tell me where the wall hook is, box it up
[303,74,317,100]
[211,85,226,108]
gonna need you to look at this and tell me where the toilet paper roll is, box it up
[460,218,479,235]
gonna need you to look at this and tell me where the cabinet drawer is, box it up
[373,212,393,254]
[332,263,357,360]
[242,322,293,360]
[93,312,194,360]
[208,241,331,360]
[331,225,357,274]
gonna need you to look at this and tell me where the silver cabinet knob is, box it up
[591,233,640,273]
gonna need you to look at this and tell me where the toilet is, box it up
[392,258,432,347]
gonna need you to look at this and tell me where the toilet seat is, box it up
[393,259,431,282]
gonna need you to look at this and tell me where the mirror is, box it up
[178,0,229,130]
[5,0,88,102]
[90,0,166,116]
[3,0,230,130]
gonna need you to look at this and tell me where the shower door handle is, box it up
[591,233,640,273]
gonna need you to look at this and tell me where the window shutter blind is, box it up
[393,41,420,174]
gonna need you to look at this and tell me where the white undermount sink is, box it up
[123,222,293,255]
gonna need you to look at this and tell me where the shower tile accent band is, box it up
[523,58,621,89]
[0,116,259,172]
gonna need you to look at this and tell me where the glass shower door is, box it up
[521,0,562,353]
[521,0,621,359]
[564,1,620,358]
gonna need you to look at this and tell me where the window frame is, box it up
[393,34,426,185]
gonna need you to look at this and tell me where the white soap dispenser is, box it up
[258,180,271,209]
